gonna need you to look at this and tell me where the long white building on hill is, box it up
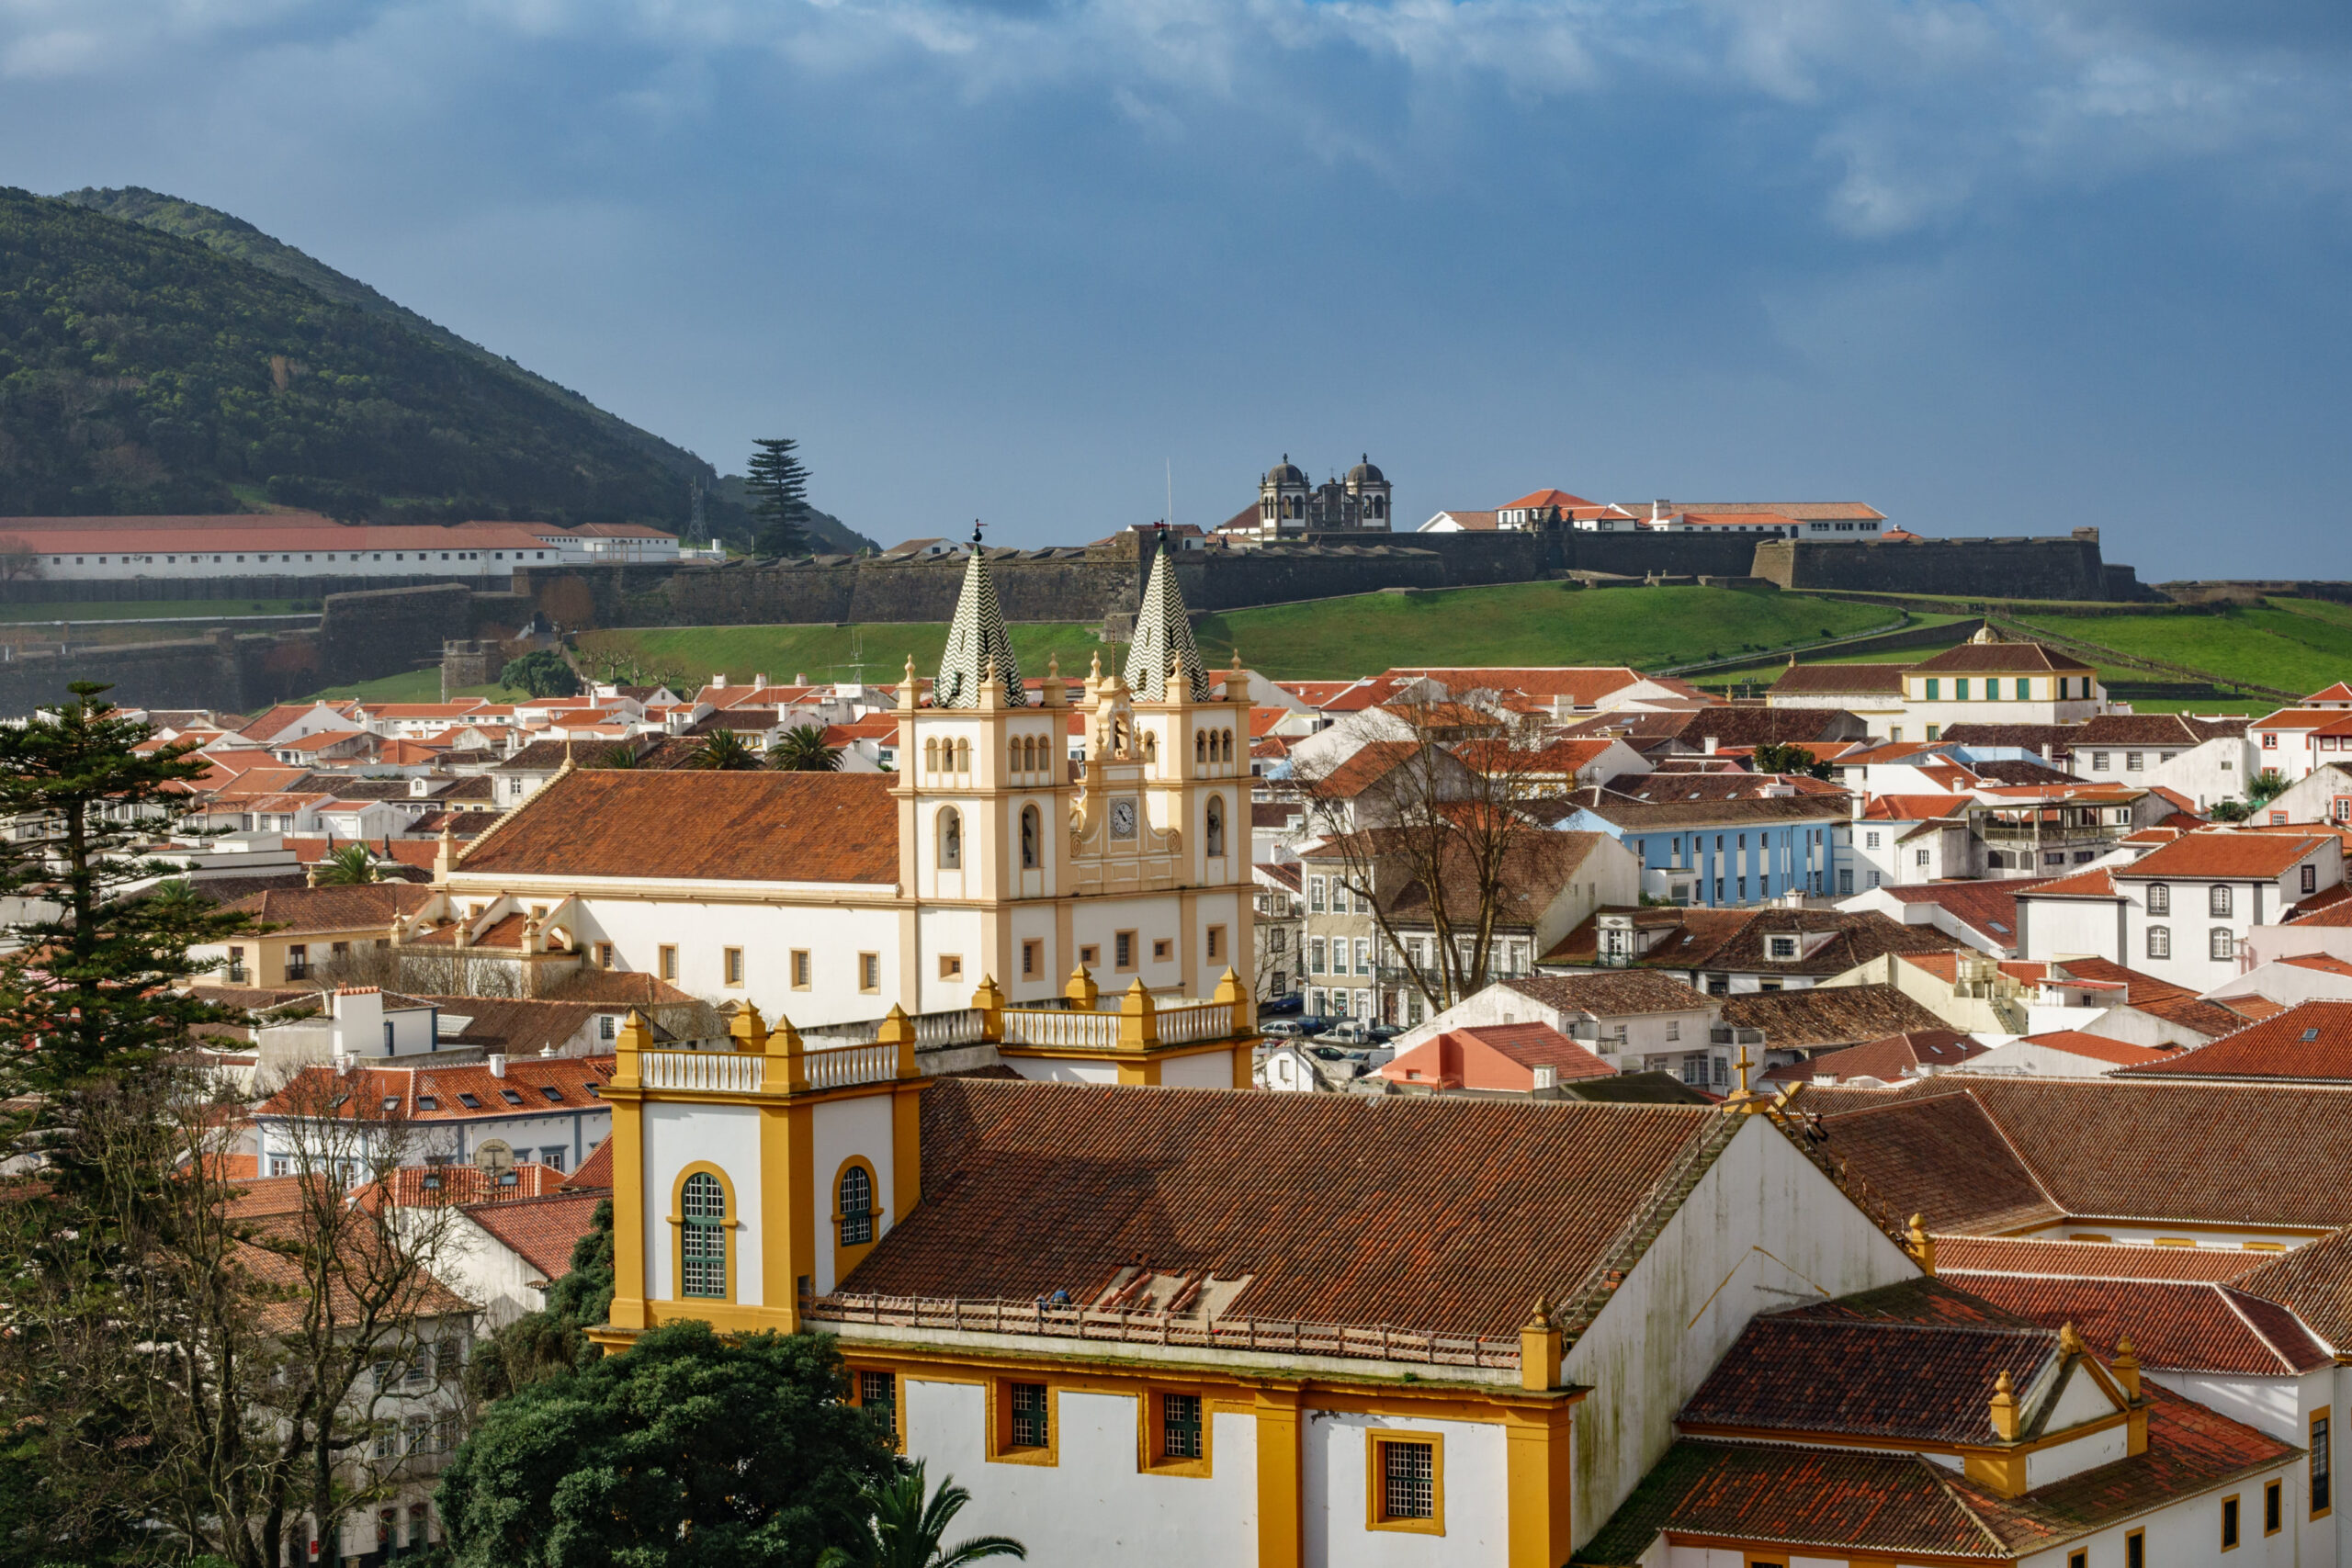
[0,514,689,581]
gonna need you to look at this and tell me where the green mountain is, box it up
[56,185,719,503]
[2,186,875,550]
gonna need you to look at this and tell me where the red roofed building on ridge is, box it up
[1377,1021,1617,1093]
[4,515,693,581]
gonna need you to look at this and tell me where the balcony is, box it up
[615,969,1261,1099]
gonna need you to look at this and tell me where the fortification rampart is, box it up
[1750,533,2145,602]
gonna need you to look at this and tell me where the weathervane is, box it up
[971,518,987,546]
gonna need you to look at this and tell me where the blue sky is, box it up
[5,0,2349,577]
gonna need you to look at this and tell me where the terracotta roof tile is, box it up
[564,1139,615,1190]
[460,1190,608,1280]
[1931,1235,2266,1283]
[220,883,433,936]
[2011,1029,2177,1066]
[1770,662,1910,696]
[1805,1077,2352,1232]
[2119,999,2352,1081]
[2236,1226,2352,1350]
[2114,831,2333,881]
[1951,1274,2331,1374]
[455,770,899,884]
[1718,984,1950,1051]
[1912,641,2096,675]
[838,1078,1719,1337]
[1501,971,1713,1017]
[1779,1030,1987,1084]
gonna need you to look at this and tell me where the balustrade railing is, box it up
[1155,1001,1235,1044]
[639,1050,767,1094]
[803,1042,899,1090]
[1001,1009,1122,1049]
[807,1292,1520,1371]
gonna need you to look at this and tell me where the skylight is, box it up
[457,1093,481,1109]
[500,1089,524,1105]
[417,1096,438,1111]
[540,1086,564,1102]
[2305,1029,2322,1042]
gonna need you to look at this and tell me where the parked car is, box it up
[1324,1021,1373,1045]
[1364,1024,1404,1043]
[1260,992,1304,1016]
[1292,1015,1333,1037]
[1261,1020,1306,1040]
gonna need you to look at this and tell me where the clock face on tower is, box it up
[1109,798,1138,840]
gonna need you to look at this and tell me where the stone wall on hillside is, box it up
[0,571,515,604]
[1751,533,2139,602]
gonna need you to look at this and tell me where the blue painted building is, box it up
[1546,795,1847,907]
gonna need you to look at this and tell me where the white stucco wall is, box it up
[1159,1050,1238,1089]
[1562,1115,1924,1548]
[1303,1410,1507,1567]
[642,1101,763,1304]
[902,1380,1261,1565]
[812,1094,897,1295]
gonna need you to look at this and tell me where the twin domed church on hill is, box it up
[1218,453,1395,538]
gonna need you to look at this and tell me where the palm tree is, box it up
[771,724,843,773]
[691,728,763,771]
[314,843,380,885]
[597,742,639,768]
[820,1463,1024,1568]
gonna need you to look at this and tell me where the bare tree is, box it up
[0,533,40,581]
[1296,694,1556,1013]
[2,1059,472,1568]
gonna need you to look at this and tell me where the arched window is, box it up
[939,807,963,870]
[1113,718,1128,756]
[924,738,939,773]
[681,1171,727,1298]
[1205,795,1225,857]
[1143,731,1158,762]
[1221,729,1234,761]
[838,1164,875,1248]
[1195,730,1207,763]
[1010,739,1023,773]
[1021,805,1041,869]
[956,739,971,773]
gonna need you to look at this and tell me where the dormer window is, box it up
[1768,936,1798,960]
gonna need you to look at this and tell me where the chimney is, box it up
[1987,1370,2020,1440]
[711,673,727,689]
[1702,736,1719,755]
[1850,793,1866,820]
[1532,1065,1558,1091]
[1652,499,1666,524]
[752,672,767,689]
[487,1052,507,1078]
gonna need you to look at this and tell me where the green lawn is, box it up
[1189,585,1895,680]
[2012,600,2352,698]
[308,669,512,703]
[575,623,1117,689]
[0,597,318,623]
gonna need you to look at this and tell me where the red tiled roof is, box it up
[2114,831,2333,881]
[2013,1030,2175,1066]
[564,1139,614,1190]
[461,1190,608,1280]
[1385,666,1649,707]
[1806,1077,2352,1232]
[2236,1226,2352,1351]
[1716,985,1950,1052]
[218,883,433,936]
[1912,641,2096,675]
[1931,1235,2266,1283]
[455,770,899,884]
[255,1058,613,1121]
[2021,867,2118,898]
[1498,488,1598,511]
[1382,1023,1617,1089]
[838,1078,1720,1337]
[1579,1385,2296,1566]
[2119,999,2352,1082]
[1873,878,2051,947]
[1951,1273,2331,1375]
[1786,1030,1986,1084]
[1681,1280,2061,1444]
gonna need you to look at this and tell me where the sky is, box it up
[4,0,2350,578]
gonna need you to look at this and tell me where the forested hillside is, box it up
[0,186,695,525]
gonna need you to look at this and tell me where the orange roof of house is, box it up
[1498,488,1599,511]
[1861,794,1973,821]
[2015,1030,2176,1066]
[1675,511,1801,527]
[2021,868,2119,898]
[1384,666,1652,706]
[455,770,899,885]
[2115,831,2332,881]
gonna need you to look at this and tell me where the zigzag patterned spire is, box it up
[1123,536,1207,703]
[934,546,1027,708]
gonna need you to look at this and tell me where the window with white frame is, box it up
[2211,928,2234,962]
[2147,925,2170,959]
[2148,883,2170,915]
[2211,884,2233,918]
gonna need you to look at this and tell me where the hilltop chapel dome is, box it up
[1265,456,1307,487]
[1347,455,1385,485]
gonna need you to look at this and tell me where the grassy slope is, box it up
[1188,585,1894,680]
[309,669,512,702]
[2012,600,2352,699]
[575,623,1116,688]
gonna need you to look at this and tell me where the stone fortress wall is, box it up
[0,523,2185,716]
